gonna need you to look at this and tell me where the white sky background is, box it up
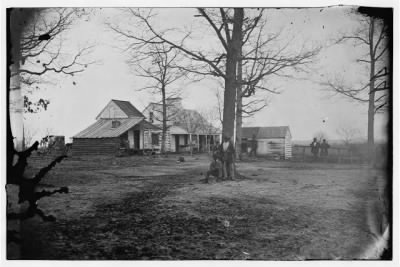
[18,6,391,143]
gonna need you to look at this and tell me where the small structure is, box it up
[48,135,65,153]
[72,99,159,156]
[38,135,65,154]
[242,126,292,159]
[142,97,220,153]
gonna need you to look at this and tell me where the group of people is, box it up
[204,136,235,183]
[310,138,330,160]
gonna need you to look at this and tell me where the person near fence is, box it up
[310,137,320,160]
[320,139,330,159]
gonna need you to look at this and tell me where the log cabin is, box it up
[72,99,159,156]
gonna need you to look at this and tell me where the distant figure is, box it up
[320,139,330,158]
[220,135,235,179]
[204,154,223,183]
[310,137,320,160]
[249,134,258,157]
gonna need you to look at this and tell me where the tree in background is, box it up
[234,9,320,158]
[336,125,362,147]
[108,7,320,168]
[323,8,391,161]
[7,8,83,257]
[120,40,188,154]
[177,110,203,155]
[109,8,320,159]
[11,8,95,113]
[107,8,243,141]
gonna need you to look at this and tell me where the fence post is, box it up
[302,146,306,161]
[337,148,341,163]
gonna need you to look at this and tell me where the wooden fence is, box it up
[292,145,368,164]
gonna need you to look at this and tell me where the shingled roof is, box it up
[111,99,144,118]
[242,126,291,139]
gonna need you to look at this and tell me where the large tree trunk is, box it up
[235,92,243,158]
[161,86,167,154]
[222,8,243,141]
[235,50,243,159]
[367,17,376,162]
[8,10,33,258]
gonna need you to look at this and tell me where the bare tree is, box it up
[234,9,320,158]
[195,9,319,160]
[7,9,75,253]
[108,8,319,164]
[107,8,243,140]
[11,8,96,112]
[122,42,188,154]
[198,108,221,134]
[336,126,362,147]
[214,87,224,127]
[322,10,391,159]
[176,110,204,155]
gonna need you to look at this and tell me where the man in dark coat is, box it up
[320,139,330,158]
[220,135,235,180]
[310,137,320,160]
[249,134,257,157]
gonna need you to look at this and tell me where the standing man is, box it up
[220,135,235,180]
[249,134,258,158]
[320,139,330,160]
[310,137,320,160]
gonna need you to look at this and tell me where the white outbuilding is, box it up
[242,126,292,159]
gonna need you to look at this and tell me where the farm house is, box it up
[72,100,159,156]
[242,126,292,159]
[142,97,220,153]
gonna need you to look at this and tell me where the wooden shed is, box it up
[72,100,158,156]
[242,126,292,159]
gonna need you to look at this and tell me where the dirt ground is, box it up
[13,153,388,260]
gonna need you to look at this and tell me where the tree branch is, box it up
[198,8,228,51]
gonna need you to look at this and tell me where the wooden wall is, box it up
[284,132,292,159]
[72,138,120,156]
[143,129,171,151]
[97,101,128,119]
[255,137,292,159]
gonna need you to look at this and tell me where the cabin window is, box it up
[151,133,159,145]
[112,121,121,128]
[149,112,154,123]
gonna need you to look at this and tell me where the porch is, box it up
[142,126,220,154]
[171,133,220,153]
[119,120,160,154]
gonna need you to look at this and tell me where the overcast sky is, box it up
[14,6,390,143]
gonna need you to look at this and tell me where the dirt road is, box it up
[17,154,386,260]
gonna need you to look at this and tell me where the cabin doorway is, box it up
[134,130,140,149]
[175,135,180,152]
